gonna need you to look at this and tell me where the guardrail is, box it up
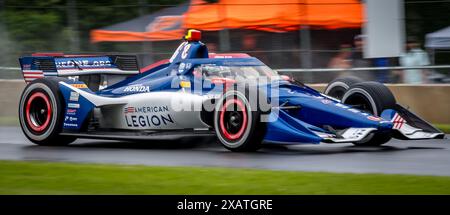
[0,67,21,71]
[4,65,450,72]
[277,65,450,73]
[2,65,450,83]
[277,65,450,83]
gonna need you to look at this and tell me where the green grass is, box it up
[0,160,450,194]
[435,124,450,134]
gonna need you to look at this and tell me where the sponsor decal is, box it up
[179,63,186,72]
[123,84,150,93]
[178,62,192,73]
[71,84,88,89]
[125,115,174,128]
[123,105,174,128]
[92,61,111,67]
[55,59,111,68]
[66,108,77,115]
[321,99,332,104]
[347,108,360,113]
[124,107,135,114]
[124,106,169,114]
[56,60,89,68]
[63,123,78,127]
[68,103,80,109]
[367,116,382,121]
[64,116,78,122]
[180,81,191,88]
[69,91,79,101]
[335,103,349,109]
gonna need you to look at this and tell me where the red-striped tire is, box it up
[19,78,76,146]
[214,89,267,152]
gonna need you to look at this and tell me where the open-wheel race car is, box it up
[18,30,444,152]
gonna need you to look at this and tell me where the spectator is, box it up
[241,34,269,64]
[242,34,257,51]
[328,44,352,69]
[399,37,430,84]
[350,34,374,80]
[206,42,218,53]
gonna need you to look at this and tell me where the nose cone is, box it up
[375,118,394,131]
[363,115,394,131]
[275,86,396,131]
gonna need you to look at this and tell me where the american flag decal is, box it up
[23,70,44,83]
[391,113,406,129]
[22,70,58,84]
[124,107,135,114]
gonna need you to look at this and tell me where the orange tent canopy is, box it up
[91,0,363,42]
[91,26,184,43]
[183,0,363,32]
[90,4,189,43]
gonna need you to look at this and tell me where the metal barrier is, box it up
[277,65,450,84]
[2,65,450,83]
[277,65,450,73]
[4,65,450,72]
[0,67,21,71]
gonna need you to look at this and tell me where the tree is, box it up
[1,0,186,52]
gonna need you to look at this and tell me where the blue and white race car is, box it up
[18,30,444,151]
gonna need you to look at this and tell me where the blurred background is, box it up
[0,0,449,83]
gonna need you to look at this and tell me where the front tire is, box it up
[341,81,396,146]
[19,78,76,146]
[213,90,267,152]
[324,76,363,100]
[342,81,396,116]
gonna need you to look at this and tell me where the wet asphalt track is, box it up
[0,126,449,176]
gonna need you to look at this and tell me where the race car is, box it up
[18,29,444,152]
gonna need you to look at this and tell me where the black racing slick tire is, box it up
[213,89,267,152]
[341,81,396,146]
[18,78,76,146]
[342,81,396,116]
[324,76,363,100]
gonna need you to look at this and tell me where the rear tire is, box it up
[324,76,363,100]
[19,78,76,146]
[342,81,396,146]
[214,89,267,152]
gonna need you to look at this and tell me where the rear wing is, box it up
[19,54,140,83]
